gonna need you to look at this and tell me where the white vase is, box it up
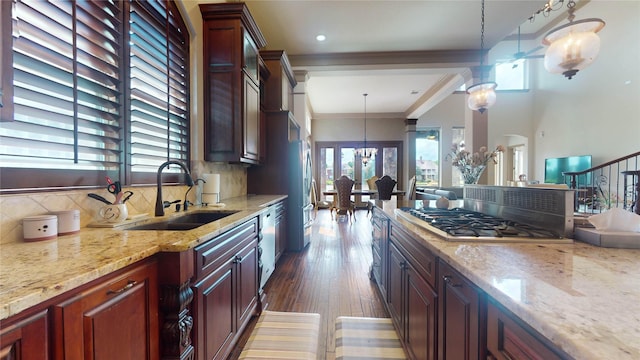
[436,196,450,209]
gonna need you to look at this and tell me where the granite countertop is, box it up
[0,195,286,321]
[375,200,640,360]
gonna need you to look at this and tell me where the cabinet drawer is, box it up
[195,218,258,279]
[487,300,568,360]
[390,224,437,288]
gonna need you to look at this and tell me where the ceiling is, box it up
[243,0,578,118]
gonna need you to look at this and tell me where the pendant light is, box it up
[542,0,605,79]
[467,0,497,114]
[356,93,377,166]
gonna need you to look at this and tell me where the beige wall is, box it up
[312,114,406,143]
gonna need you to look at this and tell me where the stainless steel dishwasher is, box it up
[260,206,276,289]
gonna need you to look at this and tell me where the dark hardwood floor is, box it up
[228,208,389,360]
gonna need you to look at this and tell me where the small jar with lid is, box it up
[51,210,80,235]
[23,215,58,242]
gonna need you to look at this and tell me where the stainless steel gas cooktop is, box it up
[395,207,573,243]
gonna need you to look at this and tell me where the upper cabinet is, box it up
[260,50,297,112]
[200,3,267,164]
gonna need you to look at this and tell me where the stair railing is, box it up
[563,151,640,214]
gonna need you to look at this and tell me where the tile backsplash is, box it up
[0,163,247,244]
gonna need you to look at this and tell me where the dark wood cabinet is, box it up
[438,259,486,360]
[53,258,159,360]
[247,111,299,194]
[406,262,438,360]
[260,50,296,112]
[487,299,568,360]
[387,223,438,360]
[274,200,287,262]
[200,3,266,164]
[243,73,260,162]
[193,256,234,360]
[192,217,259,360]
[0,309,49,360]
[387,242,405,338]
[370,208,389,301]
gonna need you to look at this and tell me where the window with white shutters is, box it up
[0,0,190,191]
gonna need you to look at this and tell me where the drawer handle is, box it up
[107,280,137,295]
[443,275,462,287]
[233,255,243,263]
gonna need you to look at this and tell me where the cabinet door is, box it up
[193,259,235,360]
[0,310,49,360]
[438,261,485,360]
[274,202,287,262]
[406,264,437,360]
[243,73,260,162]
[235,241,259,331]
[54,260,159,360]
[371,212,388,300]
[387,243,405,339]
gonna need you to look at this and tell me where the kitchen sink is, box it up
[125,211,239,231]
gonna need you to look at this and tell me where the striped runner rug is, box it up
[335,316,407,360]
[239,310,320,360]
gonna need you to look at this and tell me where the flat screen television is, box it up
[544,155,592,185]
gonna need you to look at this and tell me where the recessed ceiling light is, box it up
[316,34,326,42]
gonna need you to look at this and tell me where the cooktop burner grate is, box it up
[397,207,570,243]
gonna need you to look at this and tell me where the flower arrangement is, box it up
[449,143,505,184]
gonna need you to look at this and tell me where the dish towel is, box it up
[239,310,320,360]
[335,316,407,359]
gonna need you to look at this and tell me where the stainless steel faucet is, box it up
[155,160,194,216]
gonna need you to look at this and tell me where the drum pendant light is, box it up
[467,0,497,113]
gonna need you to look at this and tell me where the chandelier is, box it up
[467,0,497,113]
[541,0,605,79]
[356,93,377,166]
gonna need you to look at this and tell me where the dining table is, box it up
[322,189,405,197]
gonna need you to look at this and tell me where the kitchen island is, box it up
[373,199,639,360]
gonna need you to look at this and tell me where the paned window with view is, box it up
[495,59,528,90]
[451,127,465,186]
[316,141,402,207]
[416,129,440,187]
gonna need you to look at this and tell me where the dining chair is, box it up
[365,175,379,216]
[375,175,397,200]
[332,175,356,222]
[366,176,379,197]
[408,175,417,200]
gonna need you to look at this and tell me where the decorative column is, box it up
[405,119,417,197]
[157,252,195,360]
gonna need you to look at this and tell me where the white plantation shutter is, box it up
[129,0,189,179]
[0,0,121,172]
